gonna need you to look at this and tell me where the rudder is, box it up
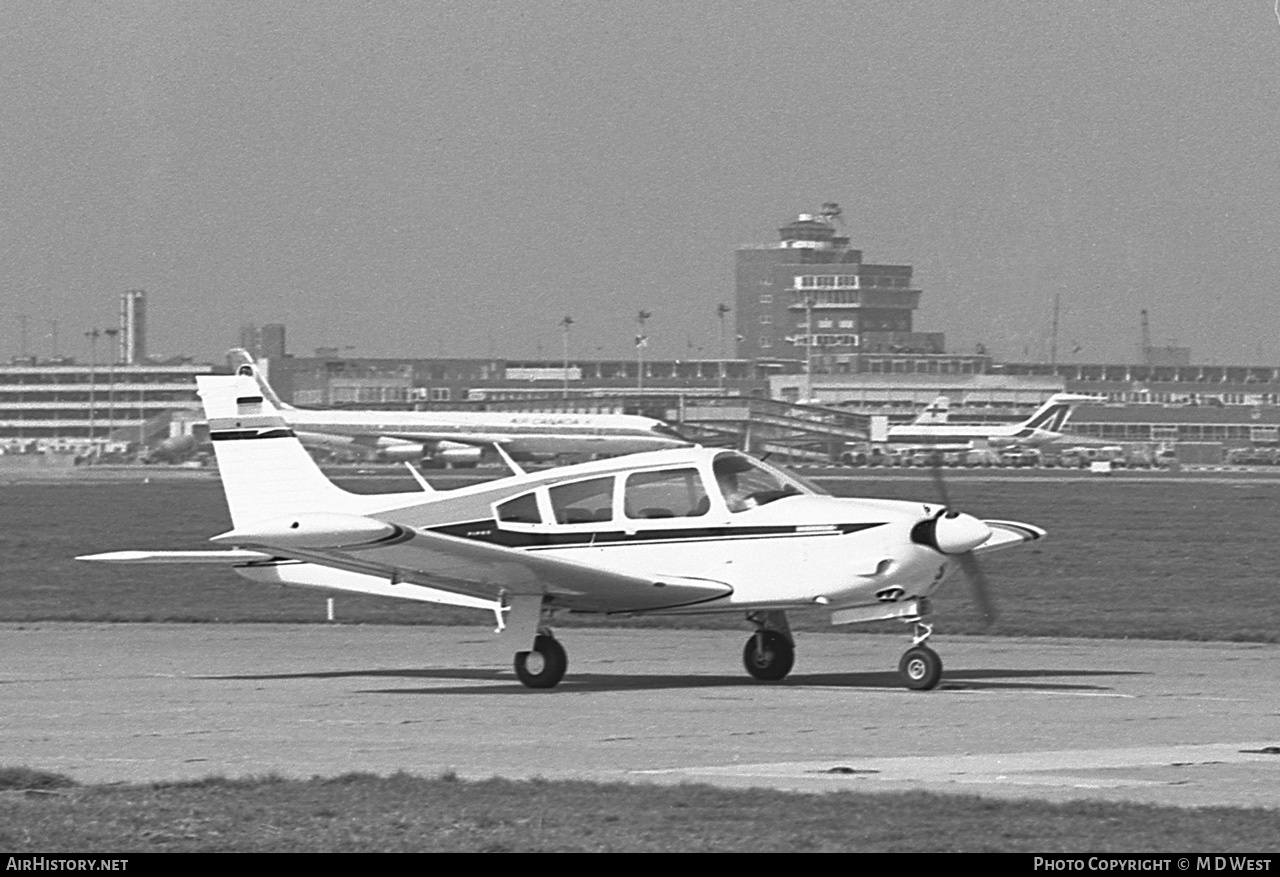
[198,375,357,528]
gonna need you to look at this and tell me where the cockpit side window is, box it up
[623,468,709,519]
[496,492,542,525]
[548,477,615,524]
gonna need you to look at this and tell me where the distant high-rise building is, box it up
[238,323,288,360]
[260,323,287,359]
[119,290,146,364]
[735,204,939,362]
[238,323,260,357]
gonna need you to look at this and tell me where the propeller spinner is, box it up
[910,509,991,555]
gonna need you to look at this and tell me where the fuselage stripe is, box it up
[426,519,885,549]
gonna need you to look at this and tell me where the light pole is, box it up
[84,329,100,454]
[635,310,651,398]
[716,303,731,392]
[803,295,815,402]
[560,315,574,401]
[138,371,145,455]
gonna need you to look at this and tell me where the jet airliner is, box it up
[884,393,1097,449]
[228,350,691,466]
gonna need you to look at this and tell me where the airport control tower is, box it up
[734,203,940,363]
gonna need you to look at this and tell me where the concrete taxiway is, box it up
[4,623,1278,809]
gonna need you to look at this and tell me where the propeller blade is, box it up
[958,550,998,624]
[928,453,952,508]
[929,453,998,623]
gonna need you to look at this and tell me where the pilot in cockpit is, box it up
[713,457,757,513]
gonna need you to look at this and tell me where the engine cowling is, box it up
[375,442,428,462]
[433,443,483,466]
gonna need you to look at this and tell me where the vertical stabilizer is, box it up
[198,375,358,528]
[1015,393,1097,438]
[911,396,951,425]
[226,348,295,410]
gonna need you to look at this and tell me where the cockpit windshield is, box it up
[711,451,820,512]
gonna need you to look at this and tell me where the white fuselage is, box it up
[281,407,689,457]
[519,495,952,613]
[885,422,1061,448]
[233,446,959,618]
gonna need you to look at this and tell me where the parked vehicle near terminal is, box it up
[1226,446,1280,466]
[998,448,1041,468]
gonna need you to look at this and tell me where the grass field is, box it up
[2,770,1277,853]
[5,474,1280,851]
[4,474,1278,641]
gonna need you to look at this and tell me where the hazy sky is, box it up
[3,1,1279,366]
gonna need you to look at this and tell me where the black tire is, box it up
[742,630,795,681]
[514,634,568,689]
[899,645,942,691]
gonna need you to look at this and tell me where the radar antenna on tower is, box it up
[818,201,845,227]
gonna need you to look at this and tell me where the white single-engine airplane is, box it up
[81,375,1046,690]
[227,349,691,466]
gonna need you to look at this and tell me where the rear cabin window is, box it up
[548,477,614,524]
[496,492,541,524]
[624,468,710,519]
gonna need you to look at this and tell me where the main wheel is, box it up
[899,645,942,691]
[514,634,568,689]
[742,630,795,681]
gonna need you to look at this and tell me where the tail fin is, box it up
[199,375,357,528]
[911,395,951,425]
[1017,393,1097,435]
[226,348,295,411]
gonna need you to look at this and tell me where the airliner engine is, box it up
[375,438,481,466]
[375,442,428,462]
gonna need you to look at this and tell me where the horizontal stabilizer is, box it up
[77,549,271,564]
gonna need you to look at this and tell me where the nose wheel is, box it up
[897,619,942,690]
[898,645,942,690]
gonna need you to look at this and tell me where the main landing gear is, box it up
[514,632,567,689]
[898,621,943,691]
[742,610,796,681]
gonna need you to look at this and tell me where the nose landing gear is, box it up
[898,621,942,690]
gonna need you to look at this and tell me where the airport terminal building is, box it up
[10,209,1280,460]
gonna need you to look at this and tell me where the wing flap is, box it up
[234,559,499,611]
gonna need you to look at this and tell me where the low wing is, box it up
[975,520,1046,554]
[77,548,500,612]
[210,511,733,614]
